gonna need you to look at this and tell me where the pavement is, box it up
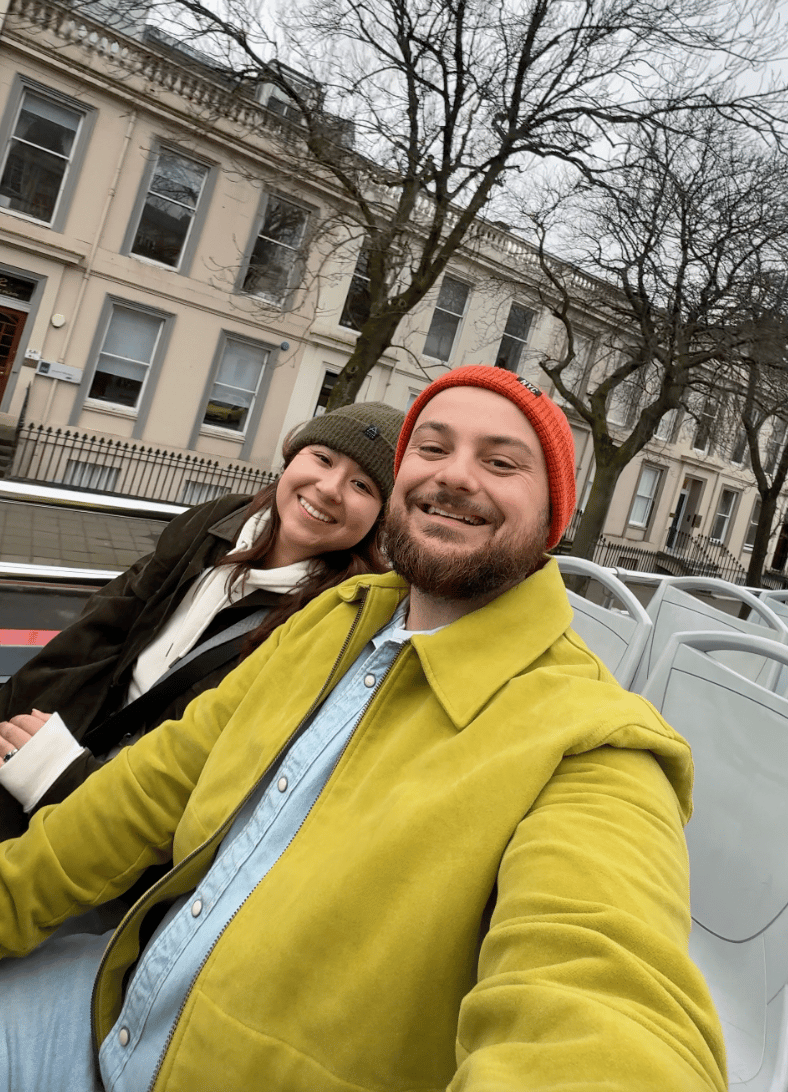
[0,500,167,570]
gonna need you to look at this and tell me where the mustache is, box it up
[405,488,498,525]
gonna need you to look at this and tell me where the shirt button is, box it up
[118,1027,130,1047]
[191,899,203,918]
[364,673,376,688]
[277,776,288,792]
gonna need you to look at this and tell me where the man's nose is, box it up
[433,449,480,493]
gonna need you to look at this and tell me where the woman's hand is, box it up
[0,709,51,759]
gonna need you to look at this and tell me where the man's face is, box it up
[383,386,551,600]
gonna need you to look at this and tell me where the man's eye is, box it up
[419,444,445,454]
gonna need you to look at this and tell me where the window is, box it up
[60,459,119,492]
[692,396,718,453]
[242,194,308,304]
[629,465,661,528]
[203,338,271,433]
[607,374,640,428]
[339,249,371,331]
[731,426,749,464]
[0,89,83,224]
[423,276,469,361]
[494,303,533,373]
[765,418,788,475]
[180,481,231,506]
[129,149,209,269]
[744,499,762,550]
[710,487,738,543]
[87,305,164,410]
[655,407,679,442]
[313,370,338,416]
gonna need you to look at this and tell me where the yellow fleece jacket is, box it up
[0,560,726,1091]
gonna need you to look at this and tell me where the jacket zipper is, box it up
[91,584,387,1079]
[140,606,407,1091]
[140,637,406,1092]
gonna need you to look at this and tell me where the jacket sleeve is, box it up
[0,604,294,958]
[452,745,727,1092]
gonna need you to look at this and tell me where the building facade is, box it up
[0,0,783,576]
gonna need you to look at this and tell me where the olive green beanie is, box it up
[289,401,405,502]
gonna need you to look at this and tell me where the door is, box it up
[666,476,704,549]
[0,305,26,404]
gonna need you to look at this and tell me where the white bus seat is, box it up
[642,630,788,1089]
[631,576,788,693]
[556,556,653,688]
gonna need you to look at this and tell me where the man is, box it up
[0,365,725,1091]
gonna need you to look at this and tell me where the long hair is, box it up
[215,428,389,657]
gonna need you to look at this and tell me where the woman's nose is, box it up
[315,467,344,500]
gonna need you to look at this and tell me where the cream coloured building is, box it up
[0,0,784,578]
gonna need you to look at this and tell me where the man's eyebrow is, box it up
[411,420,450,437]
[411,422,536,456]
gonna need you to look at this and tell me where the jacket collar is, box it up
[339,559,573,729]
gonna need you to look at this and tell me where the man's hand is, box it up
[0,710,52,759]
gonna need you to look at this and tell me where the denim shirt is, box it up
[99,601,420,1092]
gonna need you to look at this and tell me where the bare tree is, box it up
[83,0,788,407]
[717,295,788,585]
[523,113,788,560]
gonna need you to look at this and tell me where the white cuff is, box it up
[0,713,86,812]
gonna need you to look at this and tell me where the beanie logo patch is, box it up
[516,378,542,397]
[363,425,380,440]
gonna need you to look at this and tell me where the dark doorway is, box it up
[0,306,27,404]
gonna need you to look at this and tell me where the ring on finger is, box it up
[2,748,18,763]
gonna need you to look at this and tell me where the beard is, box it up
[381,489,550,601]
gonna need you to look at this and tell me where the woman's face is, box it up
[268,444,383,567]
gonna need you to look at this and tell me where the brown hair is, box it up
[215,428,388,658]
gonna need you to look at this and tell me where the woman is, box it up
[0,400,404,840]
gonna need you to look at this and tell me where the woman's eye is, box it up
[314,451,331,464]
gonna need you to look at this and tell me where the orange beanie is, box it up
[394,365,576,550]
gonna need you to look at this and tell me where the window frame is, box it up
[710,486,739,544]
[122,142,215,275]
[70,296,174,438]
[494,302,534,374]
[313,369,339,416]
[423,275,471,362]
[0,76,96,232]
[339,248,371,332]
[191,331,280,459]
[743,498,762,551]
[628,464,662,530]
[654,407,680,443]
[238,190,312,308]
[692,395,718,454]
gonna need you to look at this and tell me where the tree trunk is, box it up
[746,492,779,587]
[326,310,405,408]
[569,458,623,560]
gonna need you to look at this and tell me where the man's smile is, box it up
[420,504,487,527]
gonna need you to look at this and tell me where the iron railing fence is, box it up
[7,424,276,505]
[558,516,788,588]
